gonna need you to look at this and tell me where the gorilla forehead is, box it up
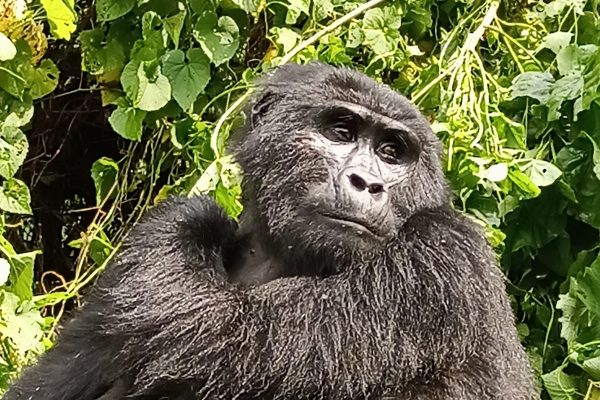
[260,63,429,130]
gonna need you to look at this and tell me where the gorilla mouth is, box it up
[319,213,382,238]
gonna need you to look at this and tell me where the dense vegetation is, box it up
[1,0,600,397]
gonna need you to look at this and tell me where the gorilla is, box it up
[4,63,536,400]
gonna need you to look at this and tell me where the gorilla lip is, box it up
[319,213,381,238]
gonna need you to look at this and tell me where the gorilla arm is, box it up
[398,210,536,400]
[112,201,535,400]
[5,197,534,400]
[101,196,422,398]
[2,196,240,400]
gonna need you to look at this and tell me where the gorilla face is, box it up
[301,101,421,241]
[236,64,448,255]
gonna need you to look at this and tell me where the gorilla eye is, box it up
[330,123,356,142]
[376,128,419,164]
[317,106,361,143]
[377,142,407,164]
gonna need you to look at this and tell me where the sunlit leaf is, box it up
[542,367,579,400]
[0,126,28,179]
[96,0,135,21]
[91,157,119,205]
[162,48,210,111]
[164,11,186,48]
[6,251,37,301]
[193,12,240,66]
[0,33,17,61]
[526,160,562,187]
[40,0,77,40]
[108,103,146,141]
[539,31,572,54]
[0,178,32,215]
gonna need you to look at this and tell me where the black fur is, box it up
[4,64,535,400]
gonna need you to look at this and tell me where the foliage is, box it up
[0,0,599,398]
[0,0,63,386]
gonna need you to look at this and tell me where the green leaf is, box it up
[141,11,164,43]
[40,0,77,40]
[189,0,215,14]
[0,126,28,179]
[121,61,172,111]
[556,292,582,346]
[314,0,334,21]
[91,157,119,205]
[0,92,33,128]
[29,59,59,99]
[230,0,261,13]
[96,0,135,22]
[581,48,600,113]
[79,28,126,81]
[526,160,562,187]
[162,48,210,112]
[6,251,37,301]
[0,178,32,215]
[164,11,186,48]
[510,72,555,103]
[190,161,220,195]
[583,132,600,180]
[214,181,243,218]
[0,40,30,98]
[547,73,584,121]
[556,135,600,228]
[0,32,17,61]
[556,44,597,76]
[509,169,541,198]
[0,293,44,354]
[542,367,579,400]
[582,356,600,380]
[362,6,403,55]
[539,31,572,54]
[108,103,147,141]
[136,63,171,111]
[193,12,240,66]
[88,234,114,267]
[271,27,300,53]
[573,261,600,324]
[285,0,310,24]
[121,60,140,101]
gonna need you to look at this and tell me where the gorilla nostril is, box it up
[368,183,384,194]
[349,174,367,191]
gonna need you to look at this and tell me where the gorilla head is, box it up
[235,63,448,266]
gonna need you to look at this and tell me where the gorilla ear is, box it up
[251,90,278,128]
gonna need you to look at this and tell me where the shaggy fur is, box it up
[4,64,535,400]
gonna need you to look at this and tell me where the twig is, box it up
[462,1,499,55]
[412,1,499,103]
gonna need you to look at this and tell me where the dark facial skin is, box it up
[305,101,420,241]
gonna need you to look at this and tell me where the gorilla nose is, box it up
[344,169,387,198]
